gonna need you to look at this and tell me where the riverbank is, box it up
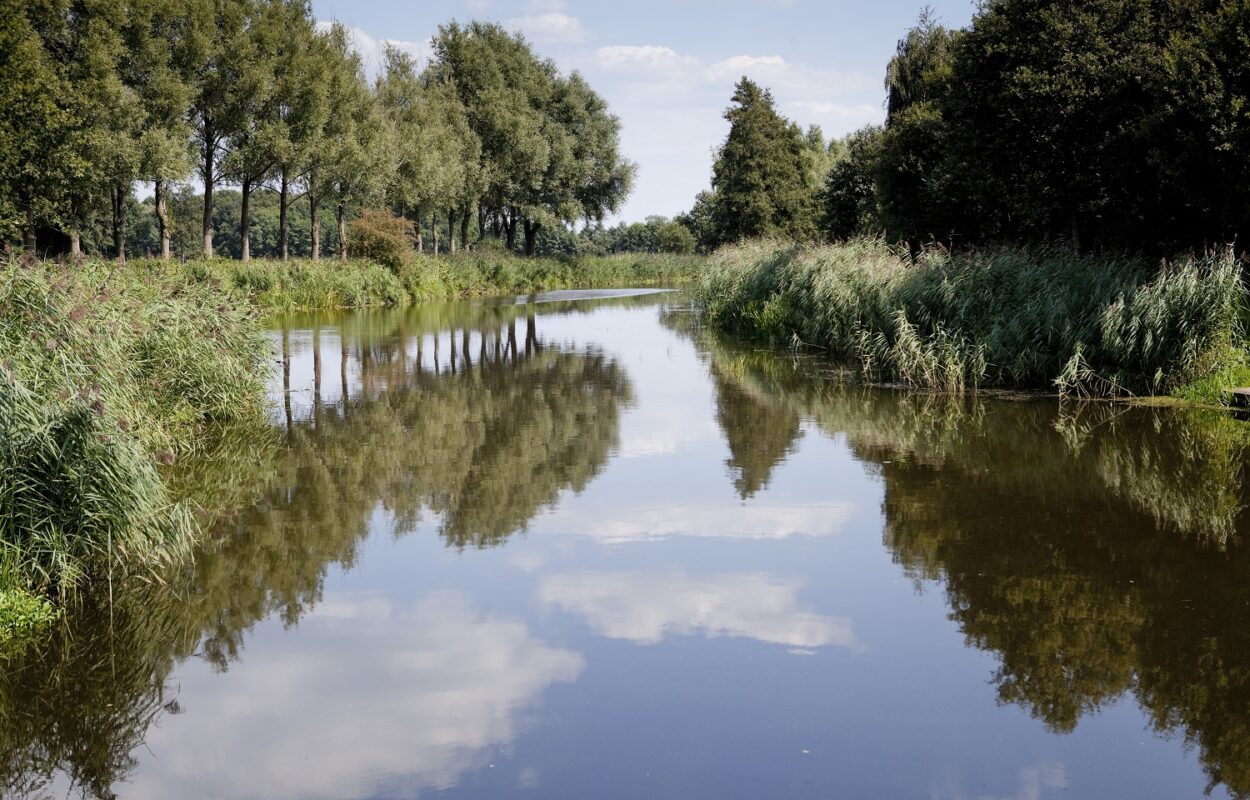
[0,257,273,637]
[169,252,704,311]
[696,240,1247,400]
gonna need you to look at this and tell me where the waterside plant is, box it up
[696,239,1245,397]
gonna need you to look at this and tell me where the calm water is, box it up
[8,290,1250,799]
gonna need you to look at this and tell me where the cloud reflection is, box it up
[125,592,583,800]
[537,571,861,651]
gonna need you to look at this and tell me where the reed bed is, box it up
[697,239,1245,396]
[0,257,270,601]
[162,252,703,311]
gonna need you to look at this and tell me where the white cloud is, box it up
[506,12,587,44]
[595,45,700,74]
[126,592,584,800]
[537,571,862,651]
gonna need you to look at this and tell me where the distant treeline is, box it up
[687,1,1250,255]
[1,2,634,261]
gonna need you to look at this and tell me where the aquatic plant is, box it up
[697,239,1245,395]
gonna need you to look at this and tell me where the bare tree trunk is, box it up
[448,209,457,255]
[155,179,172,260]
[279,171,290,260]
[240,176,252,261]
[478,206,486,241]
[69,229,81,258]
[433,212,439,256]
[310,193,320,261]
[112,184,126,264]
[202,134,215,257]
[461,207,470,252]
[337,202,347,261]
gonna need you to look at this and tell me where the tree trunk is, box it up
[155,179,172,260]
[337,202,347,261]
[240,176,252,261]
[202,134,214,257]
[461,207,471,252]
[448,209,457,255]
[112,184,126,264]
[310,193,320,261]
[505,212,517,252]
[69,229,81,258]
[478,206,486,241]
[279,171,290,260]
[523,219,538,257]
[433,212,439,256]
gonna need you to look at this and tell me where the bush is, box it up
[346,209,413,270]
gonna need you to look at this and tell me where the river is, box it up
[5,289,1250,799]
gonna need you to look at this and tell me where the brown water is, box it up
[6,289,1250,799]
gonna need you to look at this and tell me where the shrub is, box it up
[346,209,413,270]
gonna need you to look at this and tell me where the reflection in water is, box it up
[0,298,634,799]
[537,571,858,651]
[127,592,583,800]
[690,327,1250,798]
[10,295,1250,799]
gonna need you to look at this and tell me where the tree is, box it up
[708,78,819,247]
[188,0,252,258]
[821,127,883,241]
[122,0,198,260]
[264,1,329,261]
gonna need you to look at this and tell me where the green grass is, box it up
[697,239,1246,397]
[151,251,704,311]
[0,256,270,598]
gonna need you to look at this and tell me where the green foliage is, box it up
[0,589,59,649]
[698,240,1245,395]
[706,79,820,247]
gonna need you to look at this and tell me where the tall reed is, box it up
[697,239,1244,395]
[0,258,269,597]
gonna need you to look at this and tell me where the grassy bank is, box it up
[165,251,703,311]
[0,257,270,612]
[697,239,1246,397]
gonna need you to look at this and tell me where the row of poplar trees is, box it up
[690,0,1250,256]
[0,1,634,261]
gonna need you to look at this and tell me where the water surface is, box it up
[7,290,1250,799]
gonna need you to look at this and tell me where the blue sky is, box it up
[311,0,978,223]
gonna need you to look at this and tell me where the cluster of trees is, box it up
[695,1,1250,254]
[1,3,633,261]
[531,215,697,257]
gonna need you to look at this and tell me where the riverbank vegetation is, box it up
[685,1,1250,398]
[0,258,270,614]
[698,240,1245,396]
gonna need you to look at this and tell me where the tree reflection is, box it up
[0,298,635,799]
[690,324,1250,798]
[711,363,802,498]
